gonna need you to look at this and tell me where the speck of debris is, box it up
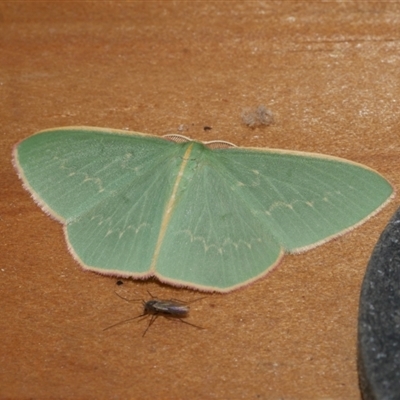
[242,105,274,128]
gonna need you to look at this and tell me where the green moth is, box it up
[13,127,393,292]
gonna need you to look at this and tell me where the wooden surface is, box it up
[1,2,400,399]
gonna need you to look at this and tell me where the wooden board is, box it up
[1,2,399,399]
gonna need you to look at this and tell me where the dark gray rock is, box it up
[358,207,400,400]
